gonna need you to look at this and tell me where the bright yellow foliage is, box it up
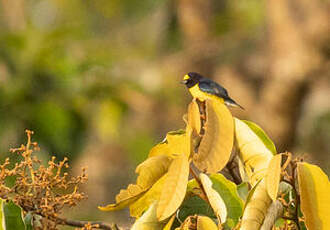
[157,154,190,221]
[234,118,273,186]
[193,100,234,173]
[240,179,272,230]
[130,175,167,218]
[200,173,227,224]
[162,215,176,230]
[197,216,218,230]
[266,154,282,201]
[131,202,164,230]
[187,99,201,136]
[98,184,146,211]
[148,130,190,158]
[136,155,172,189]
[297,162,330,230]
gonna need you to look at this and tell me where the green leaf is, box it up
[209,174,244,227]
[178,196,216,221]
[241,120,276,155]
[274,218,285,227]
[0,199,4,230]
[237,182,249,202]
[187,179,199,193]
[24,212,33,230]
[2,201,25,230]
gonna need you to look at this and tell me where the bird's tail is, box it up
[224,97,245,110]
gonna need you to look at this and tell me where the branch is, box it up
[27,209,120,230]
[189,165,209,204]
[56,217,119,230]
[260,200,284,230]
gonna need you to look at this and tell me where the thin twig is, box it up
[189,165,209,204]
[56,217,118,230]
[290,160,301,230]
[281,152,292,171]
[27,207,119,230]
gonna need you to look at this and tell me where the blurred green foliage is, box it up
[0,0,267,161]
[0,0,164,159]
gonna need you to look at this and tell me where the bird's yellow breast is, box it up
[188,84,224,103]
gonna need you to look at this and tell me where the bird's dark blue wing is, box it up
[198,79,228,98]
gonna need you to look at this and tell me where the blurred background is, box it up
[0,0,329,227]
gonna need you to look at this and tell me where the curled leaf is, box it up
[98,184,146,211]
[297,162,330,230]
[194,100,234,173]
[209,174,244,227]
[136,155,172,189]
[234,118,274,186]
[131,202,163,230]
[241,120,276,155]
[187,99,201,136]
[200,173,227,224]
[149,130,190,158]
[157,154,190,221]
[130,175,167,218]
[187,99,202,157]
[266,154,282,201]
[240,179,272,230]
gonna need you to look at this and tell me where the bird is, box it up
[181,72,244,109]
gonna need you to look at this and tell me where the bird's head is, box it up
[181,72,203,88]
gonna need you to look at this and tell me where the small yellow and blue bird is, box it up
[181,72,244,109]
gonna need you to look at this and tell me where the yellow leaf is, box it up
[136,155,172,189]
[149,130,190,158]
[157,154,190,221]
[194,100,234,173]
[197,216,218,230]
[187,99,201,135]
[180,216,195,230]
[234,118,273,186]
[240,179,272,230]
[130,175,167,218]
[266,154,282,201]
[297,162,330,230]
[131,202,163,230]
[163,215,176,230]
[199,173,227,224]
[98,184,146,211]
[186,99,202,159]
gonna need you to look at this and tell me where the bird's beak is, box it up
[180,80,188,84]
